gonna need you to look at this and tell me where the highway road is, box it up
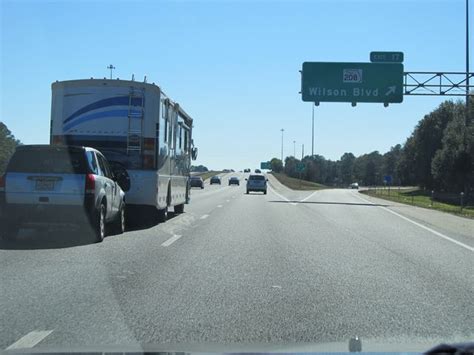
[1,172,473,352]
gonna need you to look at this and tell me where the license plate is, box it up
[35,180,55,191]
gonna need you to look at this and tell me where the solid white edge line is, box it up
[161,234,182,247]
[217,205,223,208]
[200,214,209,220]
[267,185,297,205]
[355,193,474,253]
[6,330,54,350]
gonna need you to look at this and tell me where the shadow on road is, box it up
[0,213,180,250]
[0,228,94,250]
[125,212,178,232]
[268,200,389,207]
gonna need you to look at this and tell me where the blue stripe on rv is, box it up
[63,109,129,131]
[63,96,143,124]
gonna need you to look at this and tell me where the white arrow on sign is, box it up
[385,86,396,96]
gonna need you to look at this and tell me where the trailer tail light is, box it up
[142,138,156,169]
[85,174,95,194]
[0,174,5,191]
[143,155,155,169]
[52,135,65,145]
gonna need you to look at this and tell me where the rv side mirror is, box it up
[191,147,198,160]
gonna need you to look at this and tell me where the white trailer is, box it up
[50,78,197,222]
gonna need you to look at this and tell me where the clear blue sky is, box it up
[1,0,472,170]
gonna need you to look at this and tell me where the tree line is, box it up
[270,99,473,194]
[0,122,21,174]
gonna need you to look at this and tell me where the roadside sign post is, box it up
[296,162,305,188]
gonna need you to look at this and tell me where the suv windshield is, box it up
[7,148,88,174]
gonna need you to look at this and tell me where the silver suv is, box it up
[246,174,268,194]
[0,145,126,242]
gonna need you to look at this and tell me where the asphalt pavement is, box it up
[1,172,473,352]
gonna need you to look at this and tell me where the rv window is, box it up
[184,130,188,153]
[164,117,168,143]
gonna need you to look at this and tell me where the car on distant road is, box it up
[228,177,240,186]
[255,169,261,173]
[243,168,250,173]
[246,174,268,194]
[210,176,221,185]
[0,145,126,242]
[350,182,359,189]
[189,176,204,189]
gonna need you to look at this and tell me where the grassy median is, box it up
[270,172,327,191]
[196,171,223,181]
[361,187,474,219]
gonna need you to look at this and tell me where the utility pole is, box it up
[312,104,315,156]
[107,64,116,79]
[280,128,284,162]
[466,0,471,119]
[302,144,304,160]
[293,140,296,157]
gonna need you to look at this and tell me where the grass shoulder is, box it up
[360,187,474,219]
[196,171,223,181]
[270,172,327,191]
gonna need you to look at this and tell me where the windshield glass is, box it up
[7,148,88,174]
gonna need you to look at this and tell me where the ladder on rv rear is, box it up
[127,88,145,154]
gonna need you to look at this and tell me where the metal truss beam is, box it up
[404,72,473,96]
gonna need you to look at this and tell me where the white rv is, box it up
[50,78,197,223]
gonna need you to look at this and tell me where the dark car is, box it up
[228,177,240,186]
[244,169,250,173]
[210,176,221,185]
[255,169,261,173]
[189,176,204,189]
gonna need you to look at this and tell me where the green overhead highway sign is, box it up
[301,62,404,104]
[260,161,271,169]
[370,51,404,63]
[296,162,305,172]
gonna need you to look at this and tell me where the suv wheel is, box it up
[264,190,267,195]
[93,203,106,242]
[246,190,249,194]
[113,202,126,234]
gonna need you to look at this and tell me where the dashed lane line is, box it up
[6,330,54,350]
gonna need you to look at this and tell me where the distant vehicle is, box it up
[50,78,198,222]
[189,176,204,189]
[228,177,240,186]
[210,176,221,185]
[255,169,262,173]
[350,182,359,189]
[244,169,250,173]
[246,174,268,194]
[0,145,126,242]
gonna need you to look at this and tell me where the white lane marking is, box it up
[6,330,54,350]
[200,214,209,220]
[161,234,182,247]
[355,193,474,253]
[226,200,230,202]
[217,205,223,208]
[267,185,297,205]
[300,191,318,202]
